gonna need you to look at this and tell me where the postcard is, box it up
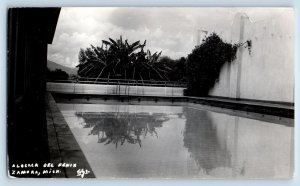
[7,7,294,179]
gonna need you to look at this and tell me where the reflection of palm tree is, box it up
[76,112,169,148]
[183,107,231,174]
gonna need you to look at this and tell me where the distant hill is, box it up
[47,60,77,75]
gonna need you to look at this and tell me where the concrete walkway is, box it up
[189,96,294,118]
[198,96,293,109]
[46,93,95,178]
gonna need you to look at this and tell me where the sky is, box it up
[47,7,292,68]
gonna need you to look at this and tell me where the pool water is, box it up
[57,103,294,179]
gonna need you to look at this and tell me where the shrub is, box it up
[185,33,241,96]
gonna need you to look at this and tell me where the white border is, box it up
[0,0,298,186]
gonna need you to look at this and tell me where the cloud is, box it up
[47,7,292,68]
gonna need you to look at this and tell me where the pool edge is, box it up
[46,92,96,178]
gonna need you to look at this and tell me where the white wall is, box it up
[209,11,294,103]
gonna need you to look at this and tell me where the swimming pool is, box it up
[57,103,294,179]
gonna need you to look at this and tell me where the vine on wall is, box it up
[185,33,251,96]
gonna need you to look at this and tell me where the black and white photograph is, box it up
[7,7,294,179]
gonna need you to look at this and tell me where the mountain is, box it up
[47,60,77,75]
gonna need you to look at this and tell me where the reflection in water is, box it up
[58,103,293,178]
[183,107,231,175]
[75,112,169,148]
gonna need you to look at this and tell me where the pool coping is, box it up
[51,92,294,119]
[46,92,95,178]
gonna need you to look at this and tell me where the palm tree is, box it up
[77,36,169,81]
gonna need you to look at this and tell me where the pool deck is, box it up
[46,93,95,178]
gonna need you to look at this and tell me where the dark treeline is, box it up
[46,68,69,80]
[158,56,187,82]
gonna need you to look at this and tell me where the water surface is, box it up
[57,103,294,178]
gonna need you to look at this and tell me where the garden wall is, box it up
[209,11,294,103]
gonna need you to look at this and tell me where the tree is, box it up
[47,68,69,80]
[186,33,241,96]
[158,56,187,81]
[77,36,171,81]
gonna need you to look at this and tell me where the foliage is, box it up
[185,33,242,96]
[158,56,187,81]
[47,68,69,80]
[77,36,171,81]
